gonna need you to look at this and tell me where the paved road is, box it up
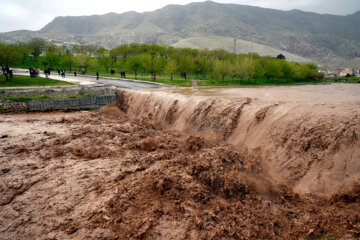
[94,77,167,89]
[13,69,169,90]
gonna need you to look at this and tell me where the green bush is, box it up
[5,96,32,102]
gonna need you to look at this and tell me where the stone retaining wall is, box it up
[0,95,117,113]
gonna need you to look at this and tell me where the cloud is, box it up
[1,0,359,32]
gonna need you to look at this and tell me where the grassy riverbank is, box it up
[0,75,75,87]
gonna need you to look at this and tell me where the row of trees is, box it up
[0,39,324,83]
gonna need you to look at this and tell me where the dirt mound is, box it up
[99,104,123,118]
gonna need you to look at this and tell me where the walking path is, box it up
[13,69,97,86]
[11,69,169,90]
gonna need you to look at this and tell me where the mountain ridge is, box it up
[1,1,359,67]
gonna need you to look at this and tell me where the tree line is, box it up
[0,38,324,83]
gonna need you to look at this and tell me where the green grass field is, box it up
[0,74,75,87]
[94,72,324,87]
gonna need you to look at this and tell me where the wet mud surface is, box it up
[1,85,360,239]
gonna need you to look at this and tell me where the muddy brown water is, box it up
[1,83,360,239]
[149,83,360,104]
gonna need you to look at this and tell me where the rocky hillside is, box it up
[1,1,359,67]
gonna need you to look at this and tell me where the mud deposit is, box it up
[1,86,360,239]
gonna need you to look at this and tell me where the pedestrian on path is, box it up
[9,68,13,80]
[96,71,99,80]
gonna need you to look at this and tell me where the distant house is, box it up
[339,68,353,77]
[323,70,336,77]
[356,69,360,77]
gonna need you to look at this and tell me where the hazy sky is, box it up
[1,0,359,32]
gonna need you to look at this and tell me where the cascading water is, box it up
[117,89,360,195]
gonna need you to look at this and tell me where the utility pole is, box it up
[251,32,256,60]
[234,37,237,53]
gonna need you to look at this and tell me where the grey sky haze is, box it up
[0,0,359,32]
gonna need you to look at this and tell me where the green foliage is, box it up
[127,56,143,79]
[264,59,281,81]
[100,55,111,72]
[236,57,255,81]
[164,60,177,82]
[276,54,285,59]
[0,40,333,86]
[0,74,74,87]
[27,38,46,59]
[74,54,91,72]
[213,59,231,83]
[35,95,51,100]
[279,60,294,80]
[43,51,60,69]
[177,55,194,82]
[0,43,22,68]
[253,60,265,81]
[5,96,32,102]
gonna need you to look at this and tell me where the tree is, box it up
[27,38,46,61]
[115,58,126,73]
[14,43,29,68]
[264,59,281,83]
[305,63,318,71]
[229,60,238,82]
[61,54,74,72]
[127,56,142,79]
[253,60,265,84]
[89,58,99,72]
[74,54,91,73]
[177,55,194,83]
[0,44,22,69]
[0,44,21,80]
[164,60,177,82]
[276,54,286,60]
[314,72,325,80]
[213,59,231,84]
[138,53,151,73]
[279,60,294,82]
[236,57,255,83]
[96,47,107,59]
[100,56,111,73]
[147,44,161,73]
[43,52,60,69]
[153,57,166,74]
[292,63,307,81]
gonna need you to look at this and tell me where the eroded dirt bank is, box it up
[0,86,359,239]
